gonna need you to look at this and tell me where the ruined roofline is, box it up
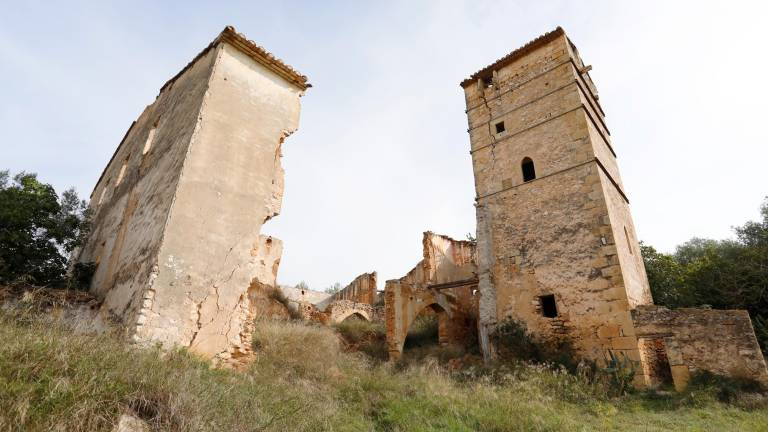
[160,26,311,93]
[459,26,565,88]
[87,26,309,200]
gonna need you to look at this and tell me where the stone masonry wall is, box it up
[632,305,768,388]
[77,47,218,334]
[463,29,649,371]
[327,272,378,305]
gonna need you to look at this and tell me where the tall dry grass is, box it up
[1,308,767,431]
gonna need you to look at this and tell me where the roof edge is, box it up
[460,27,565,88]
[160,26,311,94]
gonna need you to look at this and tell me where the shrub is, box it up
[491,318,579,371]
[334,318,388,361]
[266,286,303,320]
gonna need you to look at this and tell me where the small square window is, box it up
[540,294,558,318]
[495,121,506,134]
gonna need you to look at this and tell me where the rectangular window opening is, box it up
[495,121,506,134]
[143,127,157,155]
[540,294,558,318]
[115,155,130,187]
[624,226,634,255]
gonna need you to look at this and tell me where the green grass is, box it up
[1,309,767,431]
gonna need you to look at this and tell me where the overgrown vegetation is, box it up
[266,286,303,320]
[0,170,90,288]
[2,308,767,431]
[334,316,388,361]
[641,197,768,353]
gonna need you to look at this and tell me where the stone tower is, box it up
[76,27,309,362]
[462,28,652,368]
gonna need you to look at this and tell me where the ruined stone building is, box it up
[282,272,380,324]
[385,232,478,359]
[460,27,768,388]
[72,23,767,389]
[75,27,309,362]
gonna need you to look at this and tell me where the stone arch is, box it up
[335,309,371,324]
[326,300,374,324]
[394,300,452,357]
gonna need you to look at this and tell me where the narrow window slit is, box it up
[540,294,558,318]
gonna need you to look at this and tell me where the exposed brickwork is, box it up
[327,272,377,305]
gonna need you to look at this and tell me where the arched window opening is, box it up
[522,157,536,182]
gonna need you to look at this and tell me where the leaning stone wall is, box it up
[77,47,218,334]
[632,305,768,388]
[77,27,308,362]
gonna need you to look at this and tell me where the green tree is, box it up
[641,197,768,353]
[639,242,685,307]
[0,170,89,287]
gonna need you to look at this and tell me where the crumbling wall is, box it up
[385,232,478,359]
[327,272,377,305]
[77,27,309,362]
[632,305,768,389]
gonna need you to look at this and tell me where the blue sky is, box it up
[2,1,767,290]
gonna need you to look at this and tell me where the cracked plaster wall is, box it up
[78,38,305,362]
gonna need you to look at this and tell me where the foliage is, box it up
[641,197,768,353]
[492,318,579,372]
[333,318,388,361]
[294,280,309,291]
[602,351,637,396]
[403,313,439,349]
[324,282,342,294]
[3,310,767,431]
[0,170,90,288]
[267,286,303,320]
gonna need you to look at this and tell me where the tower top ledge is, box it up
[460,26,566,88]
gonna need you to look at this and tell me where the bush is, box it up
[491,318,579,372]
[266,286,303,320]
[334,318,388,361]
[3,308,767,431]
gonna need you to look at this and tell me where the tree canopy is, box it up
[642,197,768,353]
[0,170,89,287]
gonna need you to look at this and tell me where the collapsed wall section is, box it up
[385,232,478,359]
[330,272,378,304]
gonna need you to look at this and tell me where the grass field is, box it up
[1,310,767,431]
